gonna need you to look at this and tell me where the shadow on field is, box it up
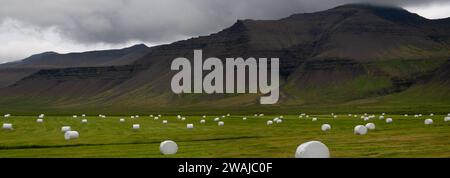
[0,136,262,150]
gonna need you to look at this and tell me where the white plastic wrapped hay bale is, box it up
[200,119,206,124]
[132,124,140,130]
[354,125,368,135]
[386,118,393,123]
[430,113,434,116]
[82,114,86,117]
[4,114,11,118]
[202,115,206,118]
[321,124,331,132]
[273,117,279,122]
[363,117,370,121]
[61,126,71,133]
[119,118,125,122]
[227,114,230,117]
[295,141,330,158]
[36,119,44,123]
[150,114,154,117]
[424,119,433,125]
[214,118,220,122]
[177,115,181,119]
[259,114,264,117]
[162,120,168,124]
[3,123,13,130]
[365,123,375,130]
[242,117,247,121]
[154,117,159,120]
[160,140,178,155]
[131,116,135,119]
[404,114,408,117]
[379,116,384,120]
[445,117,450,122]
[280,116,284,119]
[267,120,273,125]
[333,115,337,119]
[181,117,186,121]
[218,121,224,126]
[135,115,139,118]
[81,119,88,123]
[64,131,79,140]
[72,115,77,118]
[186,123,194,129]
[276,119,283,124]
[312,117,317,121]
[38,114,44,118]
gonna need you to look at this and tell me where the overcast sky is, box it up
[1,0,450,63]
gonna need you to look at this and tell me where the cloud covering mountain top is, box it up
[1,0,449,62]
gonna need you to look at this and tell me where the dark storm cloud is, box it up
[0,0,449,46]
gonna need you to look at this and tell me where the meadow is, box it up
[0,114,449,158]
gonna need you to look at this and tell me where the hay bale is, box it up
[404,114,408,117]
[365,123,375,130]
[177,115,181,119]
[424,119,433,125]
[214,118,220,122]
[364,117,370,121]
[379,116,384,120]
[36,119,44,123]
[38,114,44,118]
[4,114,11,118]
[295,141,330,158]
[186,123,194,129]
[280,116,284,119]
[259,114,264,117]
[443,117,450,122]
[119,118,125,122]
[386,118,393,123]
[242,117,247,121]
[72,115,77,118]
[354,125,368,135]
[150,114,154,117]
[202,115,206,118]
[132,124,140,130]
[81,119,87,123]
[273,117,279,122]
[160,140,178,155]
[64,131,79,140]
[61,126,71,133]
[312,117,317,121]
[267,120,273,125]
[218,121,224,126]
[162,120,168,124]
[430,113,434,116]
[82,114,86,117]
[181,117,186,121]
[227,114,230,117]
[200,119,206,124]
[321,124,331,132]
[2,123,13,130]
[276,119,283,124]
[131,116,135,119]
[154,117,159,120]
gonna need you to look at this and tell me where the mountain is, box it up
[0,4,449,114]
[0,44,151,87]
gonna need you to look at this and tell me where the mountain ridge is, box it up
[0,4,449,114]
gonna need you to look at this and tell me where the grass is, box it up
[0,114,449,158]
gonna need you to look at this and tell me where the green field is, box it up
[0,114,449,158]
